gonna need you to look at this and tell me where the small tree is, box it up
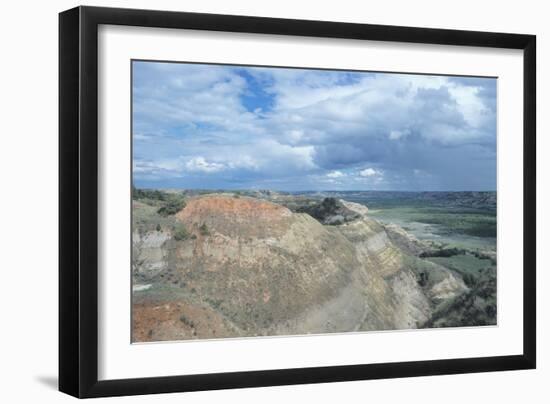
[199,223,210,236]
[156,223,162,232]
[418,271,429,287]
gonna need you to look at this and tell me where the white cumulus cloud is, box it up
[326,170,345,178]
[359,168,382,177]
[185,157,225,173]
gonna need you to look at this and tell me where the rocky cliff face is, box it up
[132,194,467,342]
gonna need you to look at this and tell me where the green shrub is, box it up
[462,272,477,288]
[179,314,195,328]
[157,197,186,216]
[420,247,466,258]
[418,271,429,287]
[156,224,162,232]
[133,186,166,201]
[173,223,189,241]
[199,223,210,236]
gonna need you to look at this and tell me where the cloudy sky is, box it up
[132,61,496,191]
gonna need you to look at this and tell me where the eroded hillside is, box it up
[132,190,495,342]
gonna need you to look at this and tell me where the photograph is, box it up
[131,60,497,343]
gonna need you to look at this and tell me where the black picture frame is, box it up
[59,5,536,398]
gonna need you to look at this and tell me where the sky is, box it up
[132,61,497,191]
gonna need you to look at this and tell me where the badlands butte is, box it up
[132,189,497,342]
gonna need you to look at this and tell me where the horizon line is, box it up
[133,187,497,193]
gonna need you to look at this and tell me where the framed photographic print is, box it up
[59,6,536,398]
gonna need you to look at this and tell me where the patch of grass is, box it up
[402,255,450,286]
[133,201,177,235]
[157,197,186,216]
[132,187,167,201]
[199,223,210,236]
[407,209,496,238]
[369,205,496,239]
[133,188,187,217]
[428,254,493,277]
[179,314,195,328]
[204,296,223,309]
[173,223,189,241]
